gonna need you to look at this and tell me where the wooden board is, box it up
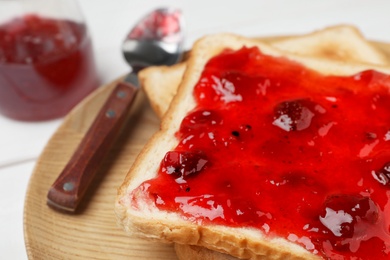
[23,40,390,259]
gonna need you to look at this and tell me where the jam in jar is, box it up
[0,14,98,121]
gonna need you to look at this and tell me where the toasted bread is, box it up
[141,62,186,119]
[174,244,238,260]
[271,25,389,64]
[141,25,390,119]
[116,33,390,259]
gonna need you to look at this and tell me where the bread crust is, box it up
[272,24,389,65]
[174,244,239,260]
[115,33,390,260]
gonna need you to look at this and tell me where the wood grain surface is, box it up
[23,41,390,259]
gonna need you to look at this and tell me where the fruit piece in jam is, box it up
[273,99,321,132]
[161,151,209,184]
[134,46,390,259]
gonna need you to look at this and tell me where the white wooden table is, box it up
[2,0,390,258]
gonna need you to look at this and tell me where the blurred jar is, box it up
[0,0,99,121]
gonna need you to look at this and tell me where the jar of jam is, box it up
[0,0,99,121]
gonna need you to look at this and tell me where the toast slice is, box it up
[116,33,390,259]
[141,26,390,260]
[141,25,390,119]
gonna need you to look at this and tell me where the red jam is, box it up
[127,9,181,41]
[0,14,98,121]
[135,47,390,259]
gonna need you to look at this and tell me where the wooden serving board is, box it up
[24,78,178,259]
[23,40,390,259]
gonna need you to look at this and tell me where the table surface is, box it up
[2,0,390,258]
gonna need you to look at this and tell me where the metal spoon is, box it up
[47,7,185,213]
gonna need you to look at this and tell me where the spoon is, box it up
[47,7,185,213]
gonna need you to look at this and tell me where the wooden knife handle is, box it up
[47,80,138,212]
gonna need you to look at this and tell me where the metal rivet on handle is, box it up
[106,109,116,118]
[63,182,74,192]
[117,90,127,99]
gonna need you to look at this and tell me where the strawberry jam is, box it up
[127,9,182,41]
[136,47,390,259]
[0,14,98,121]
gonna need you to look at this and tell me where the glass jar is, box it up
[0,0,99,121]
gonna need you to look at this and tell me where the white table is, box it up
[2,0,390,258]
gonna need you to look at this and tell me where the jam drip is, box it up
[135,47,390,259]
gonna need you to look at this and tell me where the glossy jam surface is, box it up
[0,14,98,121]
[137,47,390,259]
